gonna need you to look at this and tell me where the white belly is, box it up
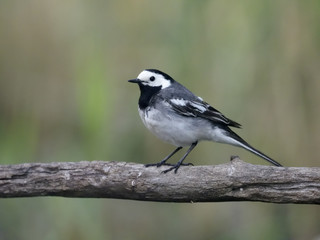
[138,107,214,147]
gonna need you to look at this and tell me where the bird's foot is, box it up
[162,162,193,174]
[145,162,172,168]
[145,162,193,173]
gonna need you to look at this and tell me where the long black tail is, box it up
[227,129,282,167]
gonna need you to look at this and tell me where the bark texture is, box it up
[0,158,319,204]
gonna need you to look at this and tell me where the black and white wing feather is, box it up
[168,98,241,128]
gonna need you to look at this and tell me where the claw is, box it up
[145,163,175,168]
[161,162,193,174]
[145,142,197,174]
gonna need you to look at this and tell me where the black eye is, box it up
[150,76,155,81]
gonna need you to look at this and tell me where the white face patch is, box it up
[137,70,171,89]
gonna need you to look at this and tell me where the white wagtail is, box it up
[129,69,282,173]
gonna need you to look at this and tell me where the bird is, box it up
[128,69,282,173]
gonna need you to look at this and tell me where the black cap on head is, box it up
[145,69,174,82]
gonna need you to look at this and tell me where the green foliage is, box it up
[0,1,319,239]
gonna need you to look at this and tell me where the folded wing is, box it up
[168,98,241,128]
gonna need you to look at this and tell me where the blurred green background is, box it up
[0,1,320,240]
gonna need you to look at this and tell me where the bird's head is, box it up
[128,69,173,89]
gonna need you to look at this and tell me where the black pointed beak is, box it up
[128,78,141,83]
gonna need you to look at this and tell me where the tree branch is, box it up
[0,157,319,204]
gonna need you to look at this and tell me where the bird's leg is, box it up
[162,141,198,174]
[145,146,183,168]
